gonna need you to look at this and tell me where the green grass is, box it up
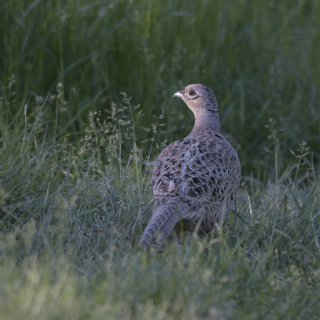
[1,0,320,319]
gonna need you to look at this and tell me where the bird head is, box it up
[173,84,218,117]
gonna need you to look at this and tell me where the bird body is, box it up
[139,84,241,249]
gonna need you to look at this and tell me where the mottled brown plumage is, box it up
[139,84,241,249]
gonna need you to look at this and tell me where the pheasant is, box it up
[139,84,241,249]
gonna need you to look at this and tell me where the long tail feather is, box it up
[152,211,180,248]
[139,201,182,249]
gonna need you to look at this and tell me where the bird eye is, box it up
[189,89,195,95]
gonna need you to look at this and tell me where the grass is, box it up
[1,0,320,319]
[2,0,320,176]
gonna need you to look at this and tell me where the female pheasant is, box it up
[139,84,241,249]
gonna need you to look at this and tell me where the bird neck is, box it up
[191,111,221,134]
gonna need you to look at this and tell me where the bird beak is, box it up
[173,90,183,98]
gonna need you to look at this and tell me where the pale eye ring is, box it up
[189,89,195,95]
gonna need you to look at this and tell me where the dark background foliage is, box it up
[1,0,320,178]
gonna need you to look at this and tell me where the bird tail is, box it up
[138,200,183,249]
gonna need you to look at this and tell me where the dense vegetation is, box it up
[1,0,320,319]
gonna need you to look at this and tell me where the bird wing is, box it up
[151,136,237,203]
